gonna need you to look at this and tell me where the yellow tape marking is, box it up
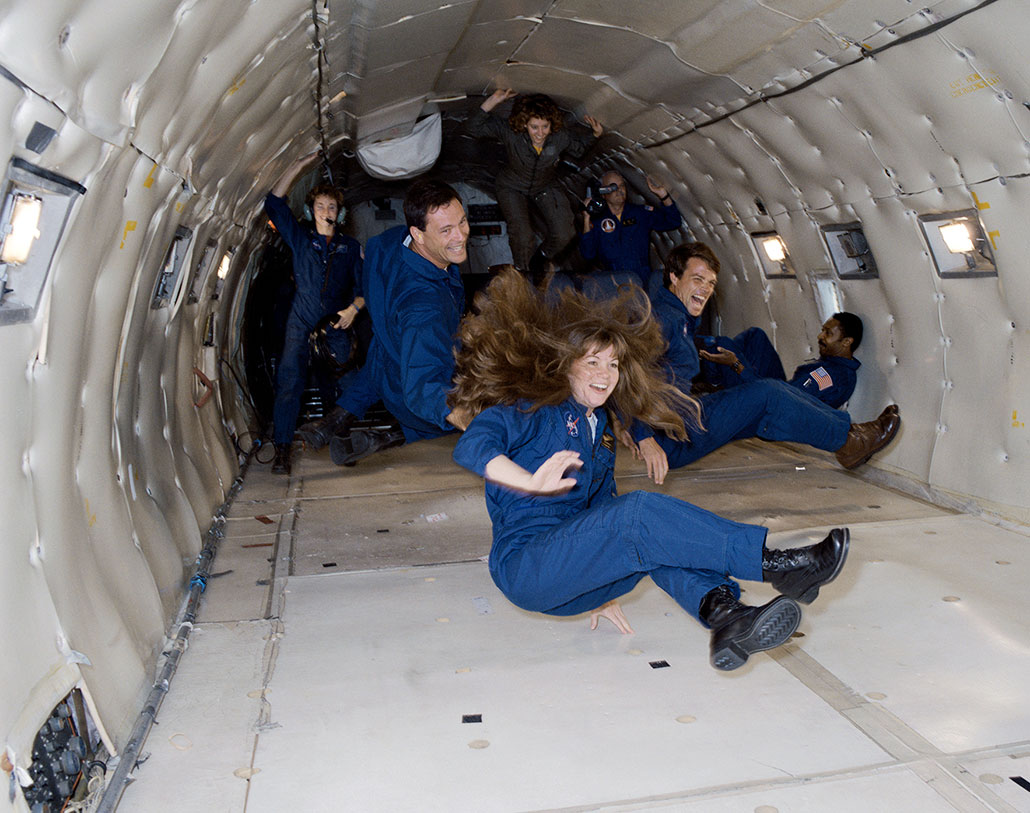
[988,229,1000,250]
[143,164,157,189]
[85,498,97,528]
[229,76,246,95]
[971,191,990,210]
[1013,411,1025,428]
[120,220,137,249]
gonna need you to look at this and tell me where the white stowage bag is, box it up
[356,113,442,180]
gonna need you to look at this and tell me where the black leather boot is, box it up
[699,585,801,671]
[294,406,355,450]
[762,528,850,604]
[329,427,405,467]
[271,443,292,475]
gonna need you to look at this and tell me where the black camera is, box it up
[586,181,618,217]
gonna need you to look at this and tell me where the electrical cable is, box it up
[311,0,335,185]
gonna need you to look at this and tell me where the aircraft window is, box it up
[750,231,796,279]
[918,210,997,278]
[151,226,193,309]
[822,223,879,279]
[0,158,84,326]
[809,270,844,322]
[187,240,219,304]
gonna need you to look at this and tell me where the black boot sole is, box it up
[710,596,801,671]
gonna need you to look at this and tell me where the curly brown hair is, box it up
[305,183,344,210]
[448,268,698,439]
[508,93,565,133]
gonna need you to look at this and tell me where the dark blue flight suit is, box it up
[580,200,682,295]
[336,225,465,442]
[640,287,851,467]
[264,193,363,445]
[699,326,861,408]
[453,399,767,619]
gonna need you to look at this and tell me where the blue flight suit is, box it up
[453,399,767,620]
[264,193,363,445]
[639,287,851,467]
[699,327,860,408]
[788,356,860,409]
[580,200,682,294]
[336,225,465,442]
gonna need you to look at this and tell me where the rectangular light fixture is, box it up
[938,221,974,254]
[762,236,786,262]
[0,159,85,325]
[917,210,996,278]
[750,231,795,278]
[1,193,43,264]
[821,222,878,278]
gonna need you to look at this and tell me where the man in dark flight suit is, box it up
[579,170,682,295]
[697,313,864,408]
[264,154,364,475]
[626,242,899,484]
[295,179,471,464]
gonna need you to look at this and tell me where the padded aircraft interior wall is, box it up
[0,0,1027,799]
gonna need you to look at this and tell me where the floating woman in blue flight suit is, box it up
[264,152,364,475]
[448,270,850,671]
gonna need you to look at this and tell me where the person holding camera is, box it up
[580,170,683,296]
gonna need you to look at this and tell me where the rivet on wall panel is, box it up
[58,26,71,48]
[937,423,948,434]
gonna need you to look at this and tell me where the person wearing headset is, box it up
[264,152,364,475]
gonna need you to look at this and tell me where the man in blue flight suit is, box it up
[697,313,864,408]
[295,179,472,464]
[627,242,900,483]
[579,170,682,295]
[264,154,364,475]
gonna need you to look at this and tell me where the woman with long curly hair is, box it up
[449,269,850,671]
[466,89,603,272]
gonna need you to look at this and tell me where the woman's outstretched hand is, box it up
[528,450,582,493]
[483,450,582,494]
[482,88,517,112]
[590,600,634,634]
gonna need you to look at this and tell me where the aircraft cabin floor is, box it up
[118,434,1030,812]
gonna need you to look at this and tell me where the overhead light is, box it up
[762,236,786,262]
[1,193,43,265]
[938,221,974,254]
[216,253,231,279]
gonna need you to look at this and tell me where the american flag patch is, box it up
[810,366,833,390]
